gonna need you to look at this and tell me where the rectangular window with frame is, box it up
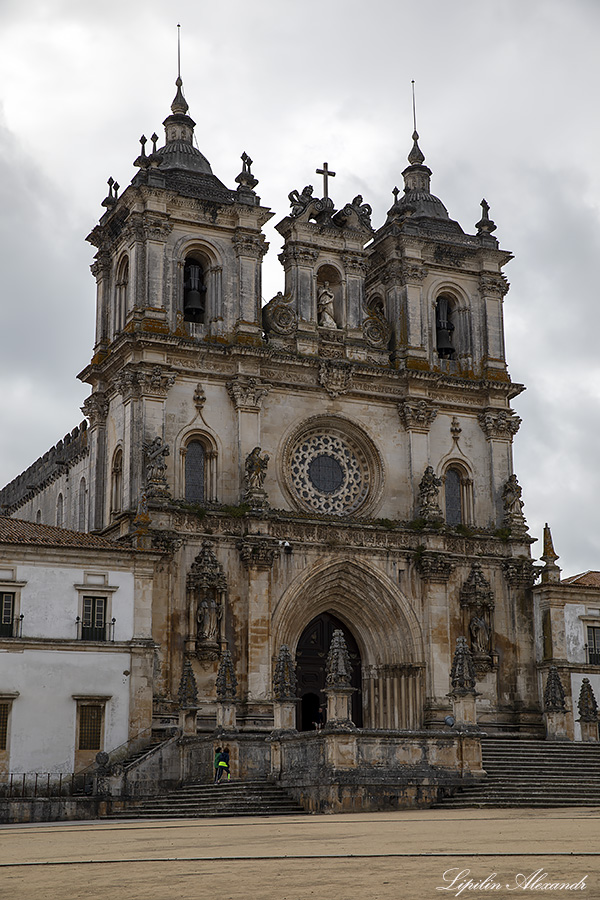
[0,593,14,638]
[78,704,104,751]
[588,626,600,666]
[0,703,9,750]
[81,596,106,641]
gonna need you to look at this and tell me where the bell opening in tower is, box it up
[183,256,206,324]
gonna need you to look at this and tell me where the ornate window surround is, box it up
[429,280,472,362]
[280,415,384,517]
[442,461,474,526]
[173,238,223,335]
[177,430,219,504]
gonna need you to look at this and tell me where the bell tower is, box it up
[80,74,273,529]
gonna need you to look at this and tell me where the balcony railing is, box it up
[0,614,23,639]
[585,644,600,666]
[75,617,116,642]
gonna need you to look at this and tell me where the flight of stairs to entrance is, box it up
[106,780,306,819]
[437,737,600,808]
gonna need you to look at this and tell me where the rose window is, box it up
[287,429,374,515]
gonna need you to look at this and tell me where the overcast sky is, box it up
[1,0,599,577]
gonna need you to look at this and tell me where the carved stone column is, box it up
[416,552,454,707]
[238,537,280,704]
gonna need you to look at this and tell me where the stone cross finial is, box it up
[273,645,297,701]
[325,629,353,688]
[450,636,476,695]
[178,658,198,709]
[316,161,336,199]
[578,678,599,722]
[544,665,566,713]
[216,649,238,701]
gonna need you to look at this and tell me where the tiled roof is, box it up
[0,517,125,550]
[562,571,600,588]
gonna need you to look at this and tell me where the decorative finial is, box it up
[235,151,259,197]
[392,185,400,204]
[412,79,417,133]
[476,198,497,235]
[544,665,566,713]
[407,80,425,166]
[316,161,336,200]
[170,25,189,116]
[540,523,561,584]
[101,176,117,209]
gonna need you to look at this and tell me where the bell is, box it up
[184,290,204,313]
[436,326,454,358]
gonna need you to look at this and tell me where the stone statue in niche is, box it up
[196,588,221,645]
[469,615,490,655]
[502,473,528,534]
[417,465,443,522]
[317,282,337,328]
[245,447,269,490]
[243,447,270,509]
[143,436,170,499]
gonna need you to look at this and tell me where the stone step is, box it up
[435,738,600,810]
[103,779,306,820]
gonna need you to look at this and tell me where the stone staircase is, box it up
[105,779,306,819]
[437,737,600,808]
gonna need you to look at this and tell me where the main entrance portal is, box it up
[295,612,362,730]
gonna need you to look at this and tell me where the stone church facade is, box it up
[1,76,543,773]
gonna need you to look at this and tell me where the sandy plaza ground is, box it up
[1,806,599,900]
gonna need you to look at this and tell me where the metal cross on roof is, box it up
[316,162,336,200]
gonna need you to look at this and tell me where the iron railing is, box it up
[0,772,98,799]
[585,643,600,666]
[0,615,23,639]
[75,616,116,642]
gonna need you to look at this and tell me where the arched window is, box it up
[444,465,473,526]
[185,440,206,503]
[56,493,64,528]
[115,257,129,334]
[36,509,42,524]
[183,255,206,324]
[445,468,462,525]
[435,294,455,359]
[78,477,87,531]
[111,449,123,516]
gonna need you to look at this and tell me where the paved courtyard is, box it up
[1,807,599,900]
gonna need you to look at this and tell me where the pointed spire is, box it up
[544,665,566,713]
[216,649,238,700]
[325,629,353,688]
[272,645,297,701]
[171,75,189,116]
[450,636,477,696]
[408,130,425,166]
[540,523,561,584]
[178,657,199,708]
[577,678,599,722]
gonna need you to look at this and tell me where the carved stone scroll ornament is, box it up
[187,542,227,662]
[398,400,437,433]
[415,552,455,583]
[226,376,270,411]
[362,308,392,349]
[262,292,298,336]
[238,536,280,569]
[287,185,334,223]
[82,392,109,427]
[143,436,171,499]
[478,409,521,440]
[417,466,443,522]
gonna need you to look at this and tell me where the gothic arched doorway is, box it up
[296,612,362,730]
